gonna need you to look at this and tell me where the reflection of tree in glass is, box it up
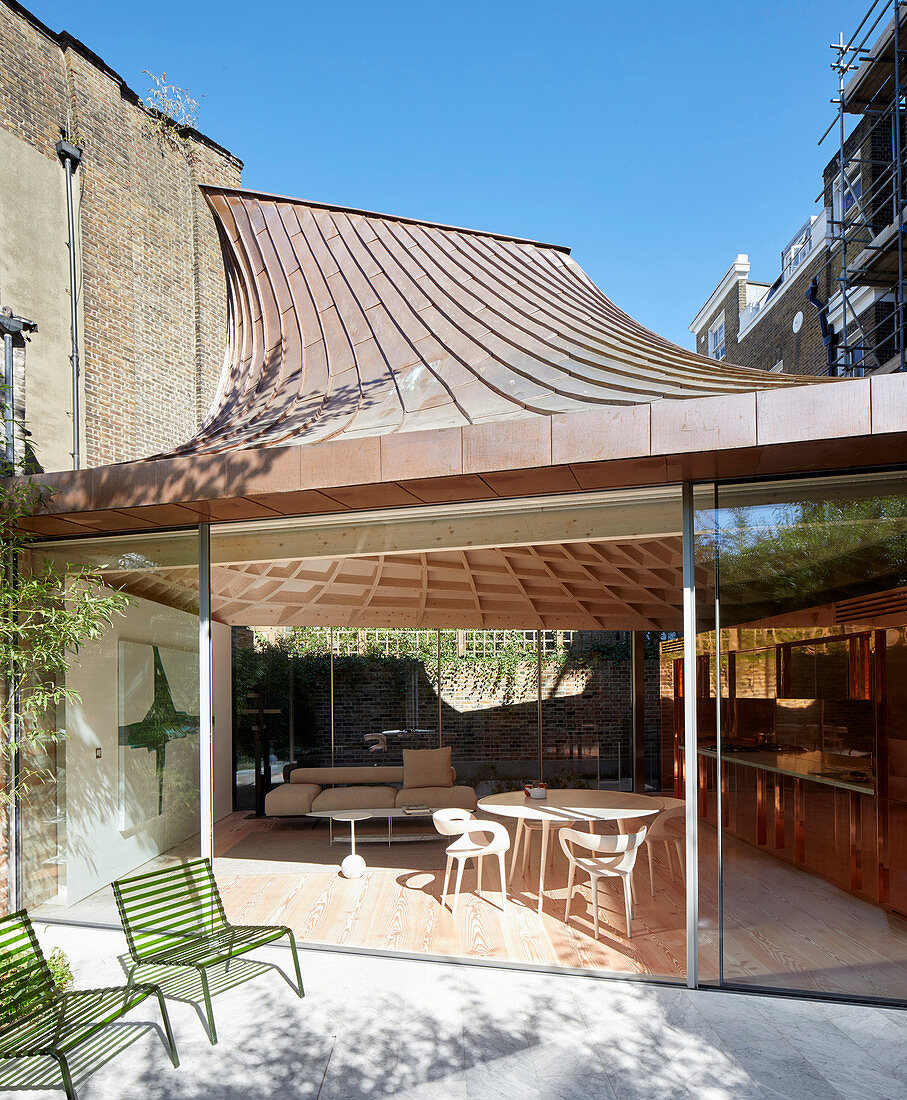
[712,495,907,620]
[120,646,198,814]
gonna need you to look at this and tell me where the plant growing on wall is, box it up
[0,459,129,808]
[142,72,203,149]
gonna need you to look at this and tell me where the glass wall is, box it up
[212,487,686,979]
[698,470,907,999]
[20,531,200,921]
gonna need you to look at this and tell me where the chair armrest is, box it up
[465,819,510,848]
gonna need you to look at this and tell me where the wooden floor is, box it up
[212,810,907,997]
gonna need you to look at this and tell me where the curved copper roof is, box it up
[173,186,823,455]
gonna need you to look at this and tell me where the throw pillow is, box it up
[403,746,453,789]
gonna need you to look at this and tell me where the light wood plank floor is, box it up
[212,810,907,998]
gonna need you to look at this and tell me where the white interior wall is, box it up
[65,592,199,904]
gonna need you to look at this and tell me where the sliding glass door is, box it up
[699,470,907,1000]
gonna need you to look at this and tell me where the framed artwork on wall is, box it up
[117,641,199,831]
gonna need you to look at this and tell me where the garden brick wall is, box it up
[0,0,242,466]
[252,654,667,792]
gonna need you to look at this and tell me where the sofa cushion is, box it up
[403,747,452,790]
[291,766,404,785]
[311,786,397,811]
[265,782,321,816]
[397,785,477,811]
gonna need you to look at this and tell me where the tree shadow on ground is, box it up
[0,1020,171,1095]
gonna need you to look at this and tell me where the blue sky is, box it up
[28,0,865,347]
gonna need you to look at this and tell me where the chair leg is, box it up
[521,830,531,876]
[622,875,633,938]
[287,931,305,997]
[564,858,575,921]
[441,854,452,909]
[630,869,638,906]
[199,966,218,1044]
[496,853,508,908]
[154,986,181,1067]
[674,840,684,880]
[592,875,600,940]
[452,857,466,913]
[53,1052,76,1100]
[508,818,524,883]
[477,855,483,896]
[647,841,655,898]
[664,838,675,879]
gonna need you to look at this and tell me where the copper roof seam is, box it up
[384,220,687,402]
[239,199,339,443]
[184,198,265,446]
[410,228,744,391]
[364,219,570,414]
[483,233,620,325]
[389,221,768,399]
[468,233,757,380]
[340,215,471,421]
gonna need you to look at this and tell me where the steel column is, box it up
[631,631,646,792]
[537,630,543,780]
[199,524,213,862]
[681,482,699,989]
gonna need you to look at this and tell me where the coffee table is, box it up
[307,806,441,847]
[478,790,663,914]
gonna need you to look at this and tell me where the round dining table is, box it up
[477,790,664,914]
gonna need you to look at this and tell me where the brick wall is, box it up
[244,654,667,791]
[0,0,241,466]
[734,259,831,377]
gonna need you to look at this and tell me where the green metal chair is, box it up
[112,857,303,1044]
[0,910,179,1100]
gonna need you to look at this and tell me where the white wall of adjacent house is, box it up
[62,593,232,905]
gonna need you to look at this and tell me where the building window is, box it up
[708,313,726,360]
[781,219,817,281]
[832,161,862,224]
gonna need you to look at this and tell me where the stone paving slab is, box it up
[0,923,905,1099]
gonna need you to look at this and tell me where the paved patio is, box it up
[2,923,907,1099]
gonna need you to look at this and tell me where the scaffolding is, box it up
[821,0,907,374]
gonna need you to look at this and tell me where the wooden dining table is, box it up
[477,790,664,914]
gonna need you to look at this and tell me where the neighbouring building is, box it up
[691,2,907,378]
[0,0,241,473]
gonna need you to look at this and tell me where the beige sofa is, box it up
[264,757,477,819]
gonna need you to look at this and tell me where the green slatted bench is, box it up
[0,910,178,1100]
[113,857,303,1044]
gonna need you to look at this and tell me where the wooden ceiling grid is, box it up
[100,535,686,631]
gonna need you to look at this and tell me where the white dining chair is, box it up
[433,809,510,913]
[559,826,648,938]
[643,805,685,897]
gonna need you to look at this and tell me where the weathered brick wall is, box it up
[0,0,241,466]
[279,655,665,789]
[734,259,831,377]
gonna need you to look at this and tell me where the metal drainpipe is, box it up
[55,139,83,470]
